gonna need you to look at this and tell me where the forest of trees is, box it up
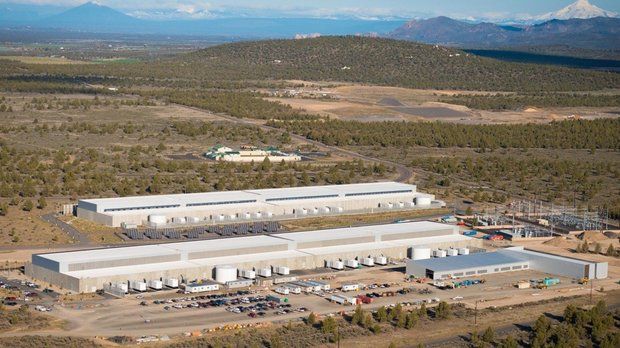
[441,93,620,110]
[2,37,619,93]
[269,118,620,150]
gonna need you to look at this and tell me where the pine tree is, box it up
[482,326,495,343]
[376,306,388,323]
[605,244,616,257]
[306,312,317,326]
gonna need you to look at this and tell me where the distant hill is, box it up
[389,16,620,50]
[173,36,620,91]
[25,2,404,38]
[43,2,141,30]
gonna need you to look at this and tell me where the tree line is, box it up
[269,118,620,150]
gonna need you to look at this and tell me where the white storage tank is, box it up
[148,280,163,290]
[397,202,405,208]
[215,264,238,283]
[254,212,262,218]
[131,281,147,292]
[447,249,459,257]
[405,201,415,208]
[148,215,167,225]
[239,269,256,279]
[217,214,225,221]
[415,196,432,206]
[300,208,308,215]
[374,256,388,265]
[229,214,236,220]
[361,257,375,267]
[322,207,331,213]
[386,202,394,209]
[266,212,274,218]
[244,212,251,219]
[256,267,272,277]
[164,278,179,288]
[344,259,359,268]
[312,207,319,214]
[412,246,432,260]
[458,248,470,255]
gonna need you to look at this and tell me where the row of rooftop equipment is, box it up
[324,255,389,270]
[411,246,470,260]
[123,222,281,240]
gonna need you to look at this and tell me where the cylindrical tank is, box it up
[215,264,237,283]
[411,246,432,260]
[458,248,470,255]
[149,215,166,224]
[447,249,459,256]
[415,197,432,206]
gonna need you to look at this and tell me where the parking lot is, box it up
[10,263,604,340]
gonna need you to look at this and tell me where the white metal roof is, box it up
[272,221,454,243]
[301,235,470,256]
[78,182,416,212]
[160,236,288,253]
[39,244,179,264]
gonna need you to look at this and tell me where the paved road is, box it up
[40,213,91,245]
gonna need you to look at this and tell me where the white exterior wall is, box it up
[75,182,437,227]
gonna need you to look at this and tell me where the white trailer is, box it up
[374,256,388,265]
[331,294,357,305]
[164,278,179,288]
[341,283,360,292]
[274,287,290,295]
[131,281,147,292]
[281,284,302,294]
[184,282,219,293]
[344,259,359,268]
[148,280,163,290]
[361,257,375,267]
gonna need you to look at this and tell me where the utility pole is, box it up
[474,300,479,327]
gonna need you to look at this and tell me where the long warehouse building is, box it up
[406,246,608,280]
[76,182,442,227]
[26,221,479,293]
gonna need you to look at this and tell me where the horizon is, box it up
[1,0,619,22]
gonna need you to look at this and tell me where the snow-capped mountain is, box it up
[538,0,617,21]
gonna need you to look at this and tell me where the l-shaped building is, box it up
[27,221,477,293]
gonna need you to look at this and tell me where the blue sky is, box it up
[3,0,620,20]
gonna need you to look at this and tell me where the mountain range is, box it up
[0,1,618,50]
[389,16,620,50]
